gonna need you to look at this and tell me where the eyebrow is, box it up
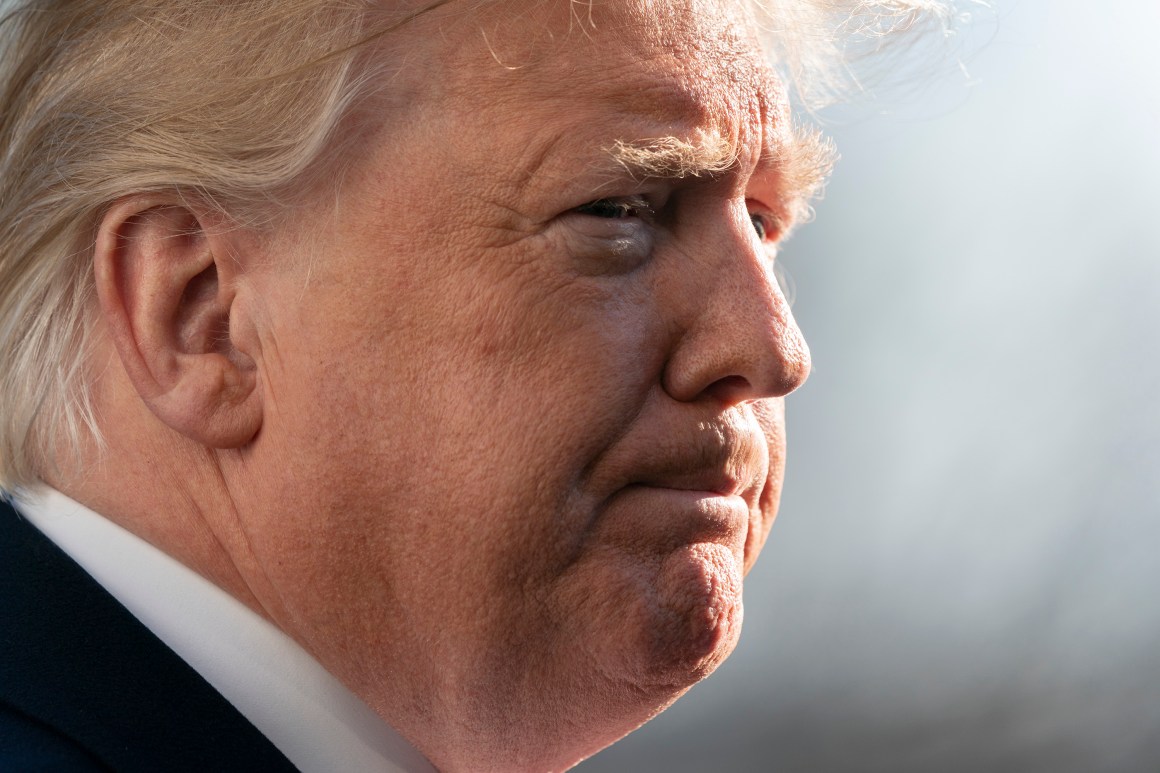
[777,123,838,220]
[605,134,738,179]
[604,125,837,222]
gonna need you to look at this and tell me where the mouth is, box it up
[583,407,774,556]
[633,468,748,499]
[596,482,751,557]
[634,409,769,496]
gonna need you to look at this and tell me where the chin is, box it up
[551,547,745,769]
[643,542,745,682]
[578,540,746,694]
[415,543,748,773]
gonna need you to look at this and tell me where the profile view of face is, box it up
[226,0,813,767]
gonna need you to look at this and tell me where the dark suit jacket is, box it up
[0,498,298,771]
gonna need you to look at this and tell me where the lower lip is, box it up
[599,484,748,549]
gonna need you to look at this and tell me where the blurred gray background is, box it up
[583,1,1160,770]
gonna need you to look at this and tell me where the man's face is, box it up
[233,0,812,766]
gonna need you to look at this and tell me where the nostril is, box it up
[703,375,752,405]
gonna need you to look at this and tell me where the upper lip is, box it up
[625,413,764,500]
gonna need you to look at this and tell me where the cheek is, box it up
[440,252,659,440]
[426,271,659,543]
[306,249,659,529]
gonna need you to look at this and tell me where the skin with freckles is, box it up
[71,0,818,770]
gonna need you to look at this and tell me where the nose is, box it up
[661,211,811,406]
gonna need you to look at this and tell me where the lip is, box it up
[585,408,770,550]
[633,469,747,499]
[596,483,750,552]
[602,410,767,503]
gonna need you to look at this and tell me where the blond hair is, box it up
[0,0,954,492]
[0,0,390,489]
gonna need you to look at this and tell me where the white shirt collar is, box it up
[12,486,435,773]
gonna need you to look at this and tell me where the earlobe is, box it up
[93,195,262,448]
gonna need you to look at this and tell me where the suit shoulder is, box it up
[0,699,108,771]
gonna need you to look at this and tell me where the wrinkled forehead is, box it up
[404,0,790,150]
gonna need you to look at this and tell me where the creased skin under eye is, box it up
[559,198,656,277]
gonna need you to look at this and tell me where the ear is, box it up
[93,194,262,448]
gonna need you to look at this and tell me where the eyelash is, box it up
[574,196,654,221]
[574,197,775,243]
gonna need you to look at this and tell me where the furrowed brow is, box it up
[601,126,836,232]
[605,134,738,181]
[774,123,838,224]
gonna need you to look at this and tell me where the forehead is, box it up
[424,0,789,159]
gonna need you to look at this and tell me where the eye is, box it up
[575,195,653,220]
[750,212,769,241]
[561,194,658,276]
